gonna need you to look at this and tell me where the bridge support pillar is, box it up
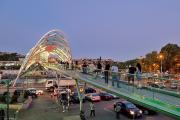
[75,79,83,112]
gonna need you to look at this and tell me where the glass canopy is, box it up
[13,29,72,85]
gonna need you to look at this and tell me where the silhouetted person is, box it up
[82,61,88,74]
[104,61,110,84]
[96,61,102,75]
[75,61,79,70]
[61,92,68,112]
[111,62,119,86]
[128,65,136,84]
[136,63,142,88]
[71,62,74,70]
[66,62,69,70]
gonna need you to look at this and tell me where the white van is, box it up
[45,75,76,92]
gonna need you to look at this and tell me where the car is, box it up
[85,87,96,94]
[70,92,86,103]
[36,90,44,95]
[113,100,143,118]
[24,90,38,98]
[85,93,101,102]
[107,93,120,99]
[170,81,179,89]
[98,92,112,101]
[148,82,165,89]
[27,88,43,95]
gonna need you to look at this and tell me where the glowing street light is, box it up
[159,54,164,76]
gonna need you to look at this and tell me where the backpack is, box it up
[116,105,121,112]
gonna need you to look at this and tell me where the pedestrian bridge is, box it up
[13,29,180,119]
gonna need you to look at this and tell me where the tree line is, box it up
[0,53,19,61]
[118,43,180,73]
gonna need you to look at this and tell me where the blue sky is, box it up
[0,0,179,61]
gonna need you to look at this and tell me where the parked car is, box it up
[27,88,44,95]
[99,92,112,101]
[70,92,86,103]
[107,93,120,99]
[24,90,37,98]
[85,87,96,94]
[148,82,165,89]
[113,100,143,118]
[170,81,179,89]
[85,93,101,102]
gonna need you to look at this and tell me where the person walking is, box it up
[95,61,102,77]
[82,61,88,74]
[90,101,95,117]
[104,61,110,84]
[111,62,119,86]
[136,63,142,88]
[115,105,121,119]
[60,92,68,112]
[128,65,136,84]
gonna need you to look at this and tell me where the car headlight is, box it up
[139,110,142,114]
[130,111,135,115]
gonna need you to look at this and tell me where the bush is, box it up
[11,90,21,103]
[11,94,19,103]
[2,92,11,103]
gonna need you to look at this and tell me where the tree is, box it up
[160,43,180,72]
[143,51,159,72]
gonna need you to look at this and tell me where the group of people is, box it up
[80,60,120,85]
[81,60,142,87]
[51,87,70,113]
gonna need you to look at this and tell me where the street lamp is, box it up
[159,54,163,72]
[159,54,163,76]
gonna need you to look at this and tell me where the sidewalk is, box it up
[17,93,80,120]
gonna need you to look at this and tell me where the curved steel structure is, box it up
[13,29,72,85]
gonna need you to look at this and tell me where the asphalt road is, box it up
[80,99,174,120]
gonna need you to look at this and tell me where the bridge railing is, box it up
[59,65,180,91]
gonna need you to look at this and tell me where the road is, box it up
[17,93,174,120]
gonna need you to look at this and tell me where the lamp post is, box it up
[159,54,163,77]
[67,82,70,109]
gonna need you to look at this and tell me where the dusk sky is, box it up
[0,0,179,61]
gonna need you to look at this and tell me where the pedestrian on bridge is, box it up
[128,65,136,84]
[104,61,110,84]
[136,63,142,88]
[95,61,102,78]
[111,62,119,86]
